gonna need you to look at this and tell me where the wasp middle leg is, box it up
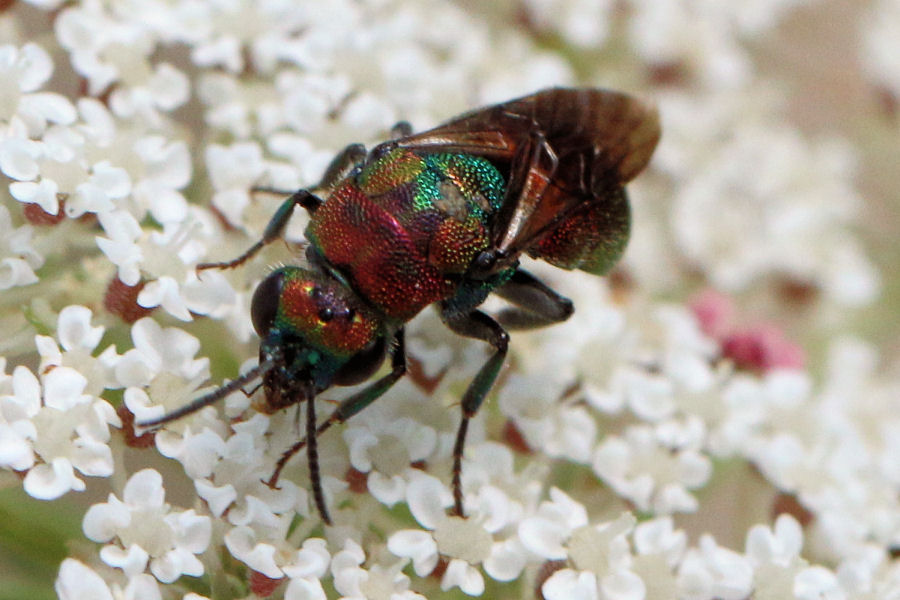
[439,308,509,517]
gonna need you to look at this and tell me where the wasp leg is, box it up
[197,189,320,271]
[198,144,366,272]
[265,329,407,523]
[390,121,413,139]
[493,269,574,330]
[303,379,328,522]
[440,308,509,517]
[316,143,367,191]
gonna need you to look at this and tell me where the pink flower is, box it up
[721,325,805,372]
[690,289,805,372]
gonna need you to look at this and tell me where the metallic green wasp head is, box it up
[251,266,386,410]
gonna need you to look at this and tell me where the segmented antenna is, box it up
[137,360,275,428]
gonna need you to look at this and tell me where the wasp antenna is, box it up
[137,360,275,428]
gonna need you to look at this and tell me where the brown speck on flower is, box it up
[429,556,449,581]
[776,276,820,307]
[647,61,689,86]
[535,560,567,600]
[249,570,283,597]
[503,419,532,454]
[406,352,445,394]
[607,268,633,304]
[345,466,368,493]
[23,201,66,225]
[117,404,156,449]
[771,492,814,528]
[874,85,898,119]
[104,277,154,323]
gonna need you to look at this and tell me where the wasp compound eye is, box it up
[251,270,285,336]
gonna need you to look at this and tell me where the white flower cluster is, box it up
[0,0,896,599]
[861,0,900,99]
[649,90,880,304]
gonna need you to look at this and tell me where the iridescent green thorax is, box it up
[358,148,505,214]
[306,149,511,320]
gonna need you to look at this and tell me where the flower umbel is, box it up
[0,1,897,599]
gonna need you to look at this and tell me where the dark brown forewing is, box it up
[394,87,660,184]
[392,88,660,261]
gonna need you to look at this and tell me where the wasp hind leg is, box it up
[493,269,574,330]
[439,307,510,517]
[198,143,366,272]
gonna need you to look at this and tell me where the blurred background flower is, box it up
[1,0,898,598]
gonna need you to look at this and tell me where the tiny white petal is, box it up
[70,435,114,477]
[90,161,131,198]
[24,458,84,499]
[601,569,646,600]
[440,558,484,596]
[387,530,438,576]
[138,277,193,321]
[543,569,598,600]
[26,92,77,124]
[0,423,35,470]
[171,509,212,554]
[368,471,406,506]
[83,495,130,542]
[283,538,330,579]
[18,43,54,91]
[406,472,452,529]
[0,257,39,289]
[42,366,89,410]
[794,566,842,600]
[483,538,528,582]
[100,543,149,577]
[151,548,195,583]
[7,365,41,417]
[224,526,283,578]
[122,468,165,508]
[285,576,326,600]
[55,559,114,600]
[519,516,568,559]
[195,479,237,517]
[0,138,40,180]
[123,574,162,600]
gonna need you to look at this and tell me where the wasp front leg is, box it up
[198,143,367,272]
[439,308,510,517]
[265,329,407,524]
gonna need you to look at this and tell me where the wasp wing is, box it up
[391,87,660,274]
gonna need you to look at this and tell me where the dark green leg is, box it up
[197,189,320,270]
[493,269,574,330]
[440,308,509,517]
[315,143,367,191]
[264,329,407,520]
[198,143,366,272]
[304,379,329,523]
